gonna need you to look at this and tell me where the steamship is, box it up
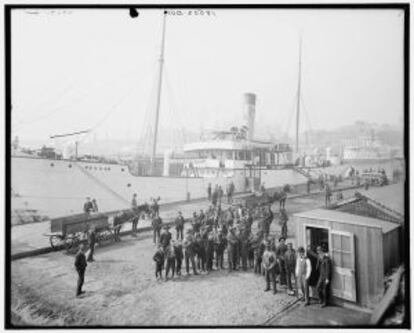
[11,11,308,220]
[11,91,307,220]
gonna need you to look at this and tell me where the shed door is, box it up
[330,231,357,302]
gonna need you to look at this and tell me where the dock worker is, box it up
[205,231,215,273]
[160,225,172,251]
[284,243,297,296]
[296,246,312,305]
[229,181,235,203]
[276,237,288,286]
[307,245,320,299]
[131,194,139,234]
[195,232,206,272]
[151,213,162,244]
[131,193,138,209]
[227,227,238,272]
[91,198,98,212]
[183,230,198,276]
[86,227,96,262]
[175,211,185,240]
[262,241,278,294]
[151,197,160,217]
[153,245,165,280]
[252,232,262,274]
[165,242,176,280]
[240,231,249,271]
[174,240,184,276]
[279,208,289,239]
[83,197,93,214]
[74,243,88,297]
[214,229,226,270]
[324,183,332,207]
[316,245,332,308]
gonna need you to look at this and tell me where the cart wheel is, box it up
[49,235,63,250]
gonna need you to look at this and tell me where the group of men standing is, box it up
[207,182,235,206]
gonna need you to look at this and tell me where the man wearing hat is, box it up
[74,243,88,297]
[214,229,226,270]
[227,227,238,272]
[296,246,312,305]
[151,213,162,244]
[316,245,332,307]
[153,244,165,280]
[83,197,93,214]
[165,241,176,280]
[240,230,250,271]
[183,230,198,275]
[276,237,288,286]
[279,208,289,239]
[160,224,172,251]
[174,239,184,276]
[284,242,297,296]
[205,230,215,273]
[175,211,185,240]
[262,241,278,294]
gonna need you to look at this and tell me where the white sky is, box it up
[11,8,404,144]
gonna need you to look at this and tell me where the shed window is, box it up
[332,234,353,269]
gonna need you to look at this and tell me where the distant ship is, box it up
[342,134,401,162]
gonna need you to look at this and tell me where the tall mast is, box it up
[295,37,302,154]
[151,11,167,173]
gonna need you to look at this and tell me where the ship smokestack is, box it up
[243,93,256,141]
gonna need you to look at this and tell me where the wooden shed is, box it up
[294,208,401,308]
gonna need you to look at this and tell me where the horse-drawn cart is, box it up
[47,212,116,254]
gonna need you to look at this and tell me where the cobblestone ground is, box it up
[11,187,360,326]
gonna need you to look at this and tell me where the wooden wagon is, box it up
[48,212,116,253]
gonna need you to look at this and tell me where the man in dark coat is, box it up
[183,231,198,275]
[153,245,165,279]
[284,242,297,296]
[195,232,206,272]
[165,243,176,280]
[316,245,332,307]
[151,213,162,244]
[205,231,215,272]
[279,189,287,210]
[276,237,288,286]
[324,184,332,207]
[207,183,212,201]
[131,193,139,234]
[175,211,185,240]
[279,208,289,239]
[214,230,226,270]
[227,228,238,272]
[86,227,96,262]
[160,225,172,251]
[174,240,184,276]
[83,197,93,214]
[307,245,320,299]
[240,231,249,271]
[74,244,88,297]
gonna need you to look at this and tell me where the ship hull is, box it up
[11,156,309,219]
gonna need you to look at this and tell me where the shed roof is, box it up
[361,183,405,216]
[294,209,400,233]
